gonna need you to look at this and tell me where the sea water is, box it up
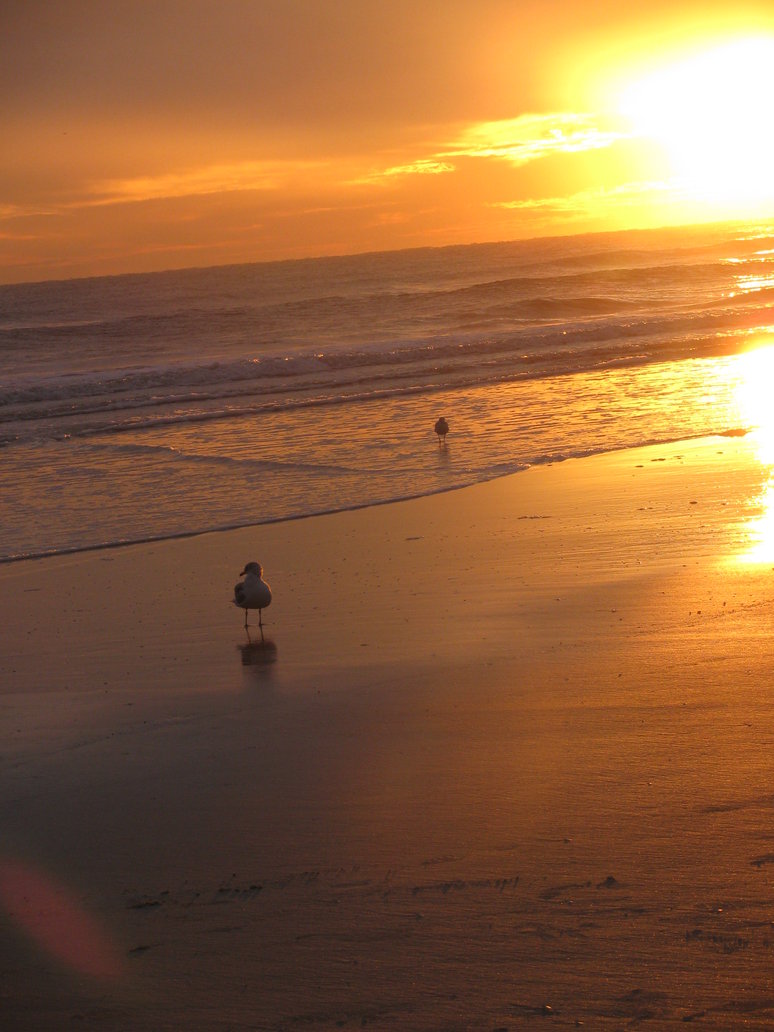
[2,220,773,562]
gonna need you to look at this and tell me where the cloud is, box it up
[352,113,627,187]
[0,231,42,241]
[0,203,58,221]
[3,113,625,220]
[445,113,629,164]
[352,159,456,185]
[79,159,328,208]
[492,179,678,215]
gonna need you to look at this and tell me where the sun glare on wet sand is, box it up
[733,342,774,561]
[736,343,774,463]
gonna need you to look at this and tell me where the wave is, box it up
[3,298,773,413]
[0,257,737,340]
[0,304,258,342]
[0,332,768,451]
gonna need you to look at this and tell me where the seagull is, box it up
[434,416,449,443]
[234,562,272,635]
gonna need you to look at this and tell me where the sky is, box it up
[3,0,774,283]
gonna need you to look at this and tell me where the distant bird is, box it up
[434,416,449,444]
[234,561,272,636]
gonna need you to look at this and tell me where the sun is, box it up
[618,37,774,212]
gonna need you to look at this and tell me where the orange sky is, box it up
[3,0,774,283]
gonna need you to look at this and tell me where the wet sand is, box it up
[3,435,774,1029]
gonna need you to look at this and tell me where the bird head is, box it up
[240,561,262,576]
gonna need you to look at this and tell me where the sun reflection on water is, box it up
[732,273,774,295]
[734,342,774,562]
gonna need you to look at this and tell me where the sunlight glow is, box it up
[619,38,774,211]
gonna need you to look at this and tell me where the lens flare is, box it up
[0,859,125,980]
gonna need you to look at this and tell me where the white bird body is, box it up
[234,561,272,630]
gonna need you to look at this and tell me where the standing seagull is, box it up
[234,561,272,637]
[434,416,449,444]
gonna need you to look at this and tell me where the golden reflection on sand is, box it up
[733,343,774,562]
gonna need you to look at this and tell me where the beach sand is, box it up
[3,435,774,1030]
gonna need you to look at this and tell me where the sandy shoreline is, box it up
[3,434,774,1030]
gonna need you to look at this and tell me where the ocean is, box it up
[2,219,773,563]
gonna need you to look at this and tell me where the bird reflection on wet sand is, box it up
[238,638,278,667]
